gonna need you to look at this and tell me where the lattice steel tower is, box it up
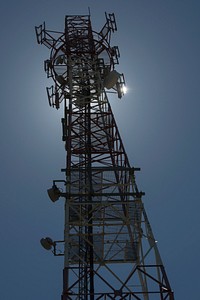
[36,13,174,300]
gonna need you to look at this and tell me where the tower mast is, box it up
[36,13,174,300]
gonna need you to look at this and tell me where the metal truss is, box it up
[36,13,174,300]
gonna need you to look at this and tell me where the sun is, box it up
[122,85,128,94]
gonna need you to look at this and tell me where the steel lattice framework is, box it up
[36,13,174,300]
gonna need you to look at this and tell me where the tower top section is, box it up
[35,13,126,109]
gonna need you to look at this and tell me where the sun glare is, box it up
[122,85,127,94]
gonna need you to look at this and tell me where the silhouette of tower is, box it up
[36,13,174,300]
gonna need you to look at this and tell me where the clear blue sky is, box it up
[0,0,199,299]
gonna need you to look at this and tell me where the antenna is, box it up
[36,12,175,300]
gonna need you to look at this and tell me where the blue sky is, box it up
[0,0,200,299]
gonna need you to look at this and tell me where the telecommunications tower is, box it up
[36,13,174,300]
